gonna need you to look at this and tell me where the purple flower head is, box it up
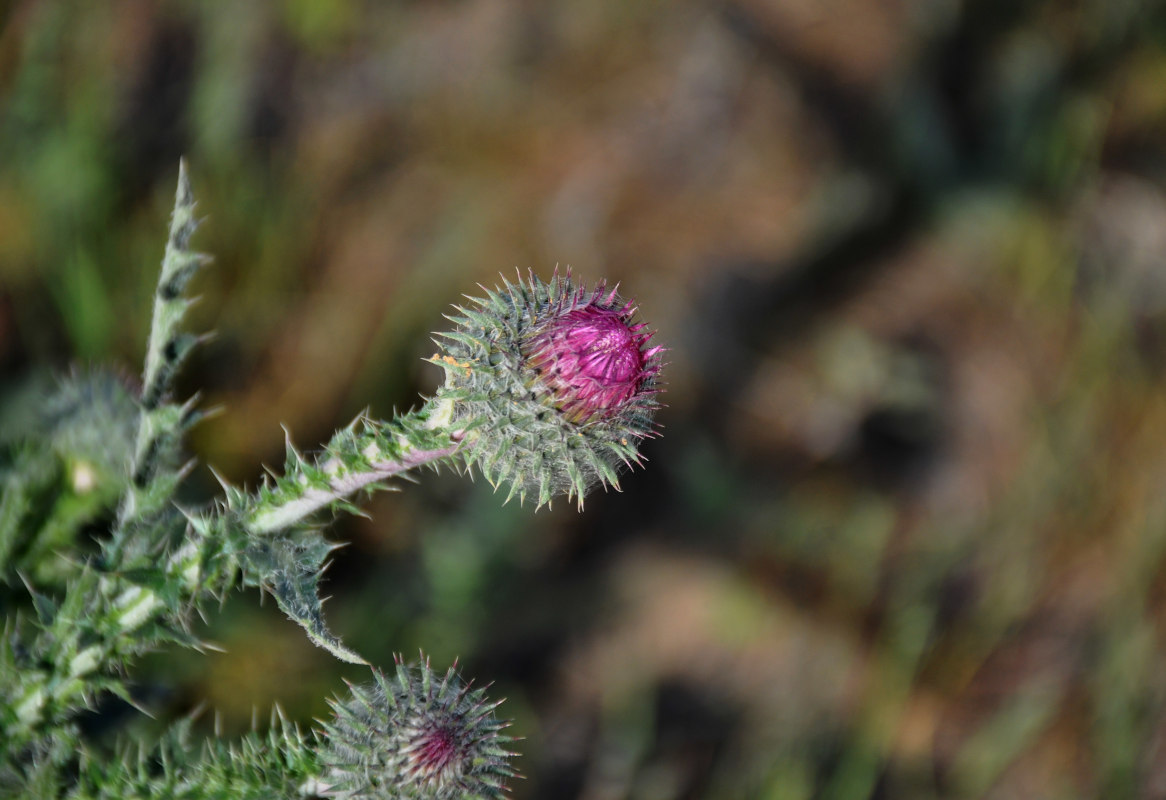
[524,286,663,424]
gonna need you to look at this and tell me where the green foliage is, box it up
[215,402,462,664]
[72,712,317,800]
[115,160,210,535]
[0,166,515,799]
[0,371,137,585]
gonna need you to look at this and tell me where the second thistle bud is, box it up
[320,657,515,800]
[432,270,663,508]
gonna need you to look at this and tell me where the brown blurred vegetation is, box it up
[4,0,1166,797]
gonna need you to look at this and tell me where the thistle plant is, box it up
[0,162,662,799]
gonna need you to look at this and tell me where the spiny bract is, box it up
[431,270,663,509]
[320,657,516,800]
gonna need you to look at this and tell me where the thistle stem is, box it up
[242,398,463,536]
[246,441,462,535]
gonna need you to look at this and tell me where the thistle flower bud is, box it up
[320,657,515,800]
[432,270,663,508]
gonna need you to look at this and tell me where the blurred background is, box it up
[4,0,1166,797]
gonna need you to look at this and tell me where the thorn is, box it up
[176,158,192,206]
[207,466,233,493]
[281,424,303,457]
[193,402,227,426]
[174,458,198,483]
[605,282,621,306]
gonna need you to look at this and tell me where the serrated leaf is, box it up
[269,568,367,665]
[27,583,58,625]
[242,533,366,665]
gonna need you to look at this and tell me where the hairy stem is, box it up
[241,398,463,536]
[244,440,461,534]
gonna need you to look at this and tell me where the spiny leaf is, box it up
[241,531,367,665]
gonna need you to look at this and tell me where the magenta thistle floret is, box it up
[431,270,664,508]
[403,722,465,788]
[524,294,662,424]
